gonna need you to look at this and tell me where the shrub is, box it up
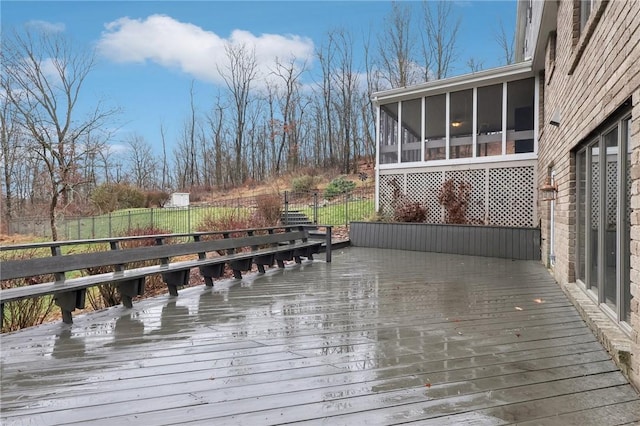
[292,175,319,192]
[196,210,251,237]
[1,250,56,333]
[255,193,282,226]
[437,179,471,224]
[145,191,170,208]
[91,183,146,213]
[393,200,428,223]
[366,208,392,223]
[85,226,171,310]
[324,177,356,199]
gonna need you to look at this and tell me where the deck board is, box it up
[2,247,639,425]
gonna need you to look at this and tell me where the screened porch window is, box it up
[377,75,536,165]
[477,83,503,156]
[506,78,535,154]
[449,89,473,159]
[401,98,422,163]
[379,103,399,164]
[424,94,446,161]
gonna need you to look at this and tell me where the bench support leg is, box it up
[200,264,225,287]
[276,250,293,269]
[162,270,190,297]
[118,278,145,308]
[55,290,86,324]
[230,259,252,280]
[254,254,274,274]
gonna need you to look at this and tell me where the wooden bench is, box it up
[1,225,331,325]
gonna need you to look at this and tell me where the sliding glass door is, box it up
[575,114,631,326]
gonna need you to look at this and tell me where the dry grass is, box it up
[202,160,375,203]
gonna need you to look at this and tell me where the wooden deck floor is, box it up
[2,247,640,425]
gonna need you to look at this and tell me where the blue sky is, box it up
[2,0,517,156]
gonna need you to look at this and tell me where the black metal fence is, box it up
[6,187,375,240]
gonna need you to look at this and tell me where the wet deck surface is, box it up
[2,247,640,425]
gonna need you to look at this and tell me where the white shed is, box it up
[166,192,190,208]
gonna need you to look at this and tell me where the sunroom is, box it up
[373,61,540,229]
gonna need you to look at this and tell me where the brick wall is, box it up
[538,0,640,385]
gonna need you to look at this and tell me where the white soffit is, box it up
[372,60,534,105]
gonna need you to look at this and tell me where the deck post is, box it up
[325,226,332,263]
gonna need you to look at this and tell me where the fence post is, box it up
[188,206,191,233]
[313,192,318,224]
[77,217,81,239]
[284,191,289,225]
[109,212,112,238]
[344,193,348,227]
[325,226,332,263]
[150,208,154,229]
[128,210,132,233]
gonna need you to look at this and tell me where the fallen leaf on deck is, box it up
[533,298,544,304]
[515,333,521,337]
[425,383,431,388]
[515,306,524,311]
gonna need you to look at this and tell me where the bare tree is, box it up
[316,34,337,165]
[2,26,118,239]
[124,134,158,190]
[422,0,461,80]
[219,43,258,185]
[271,57,305,173]
[0,81,21,225]
[377,1,418,87]
[495,18,515,65]
[466,57,484,73]
[208,97,228,188]
[173,83,204,190]
[159,123,170,191]
[363,30,382,165]
[331,29,360,174]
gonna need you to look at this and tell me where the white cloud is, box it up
[26,20,66,33]
[97,15,314,86]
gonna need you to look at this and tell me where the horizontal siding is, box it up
[350,222,541,260]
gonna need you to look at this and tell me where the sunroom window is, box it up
[379,103,399,164]
[506,78,535,154]
[401,99,422,163]
[449,89,473,159]
[477,84,503,157]
[377,75,536,165]
[424,94,446,161]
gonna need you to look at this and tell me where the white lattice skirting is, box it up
[378,163,537,228]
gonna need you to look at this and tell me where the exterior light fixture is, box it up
[539,177,558,201]
[451,120,462,127]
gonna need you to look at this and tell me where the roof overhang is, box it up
[371,60,534,105]
[530,1,558,72]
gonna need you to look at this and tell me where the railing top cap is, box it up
[0,224,329,252]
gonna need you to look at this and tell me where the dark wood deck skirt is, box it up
[1,248,638,425]
[350,221,541,260]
